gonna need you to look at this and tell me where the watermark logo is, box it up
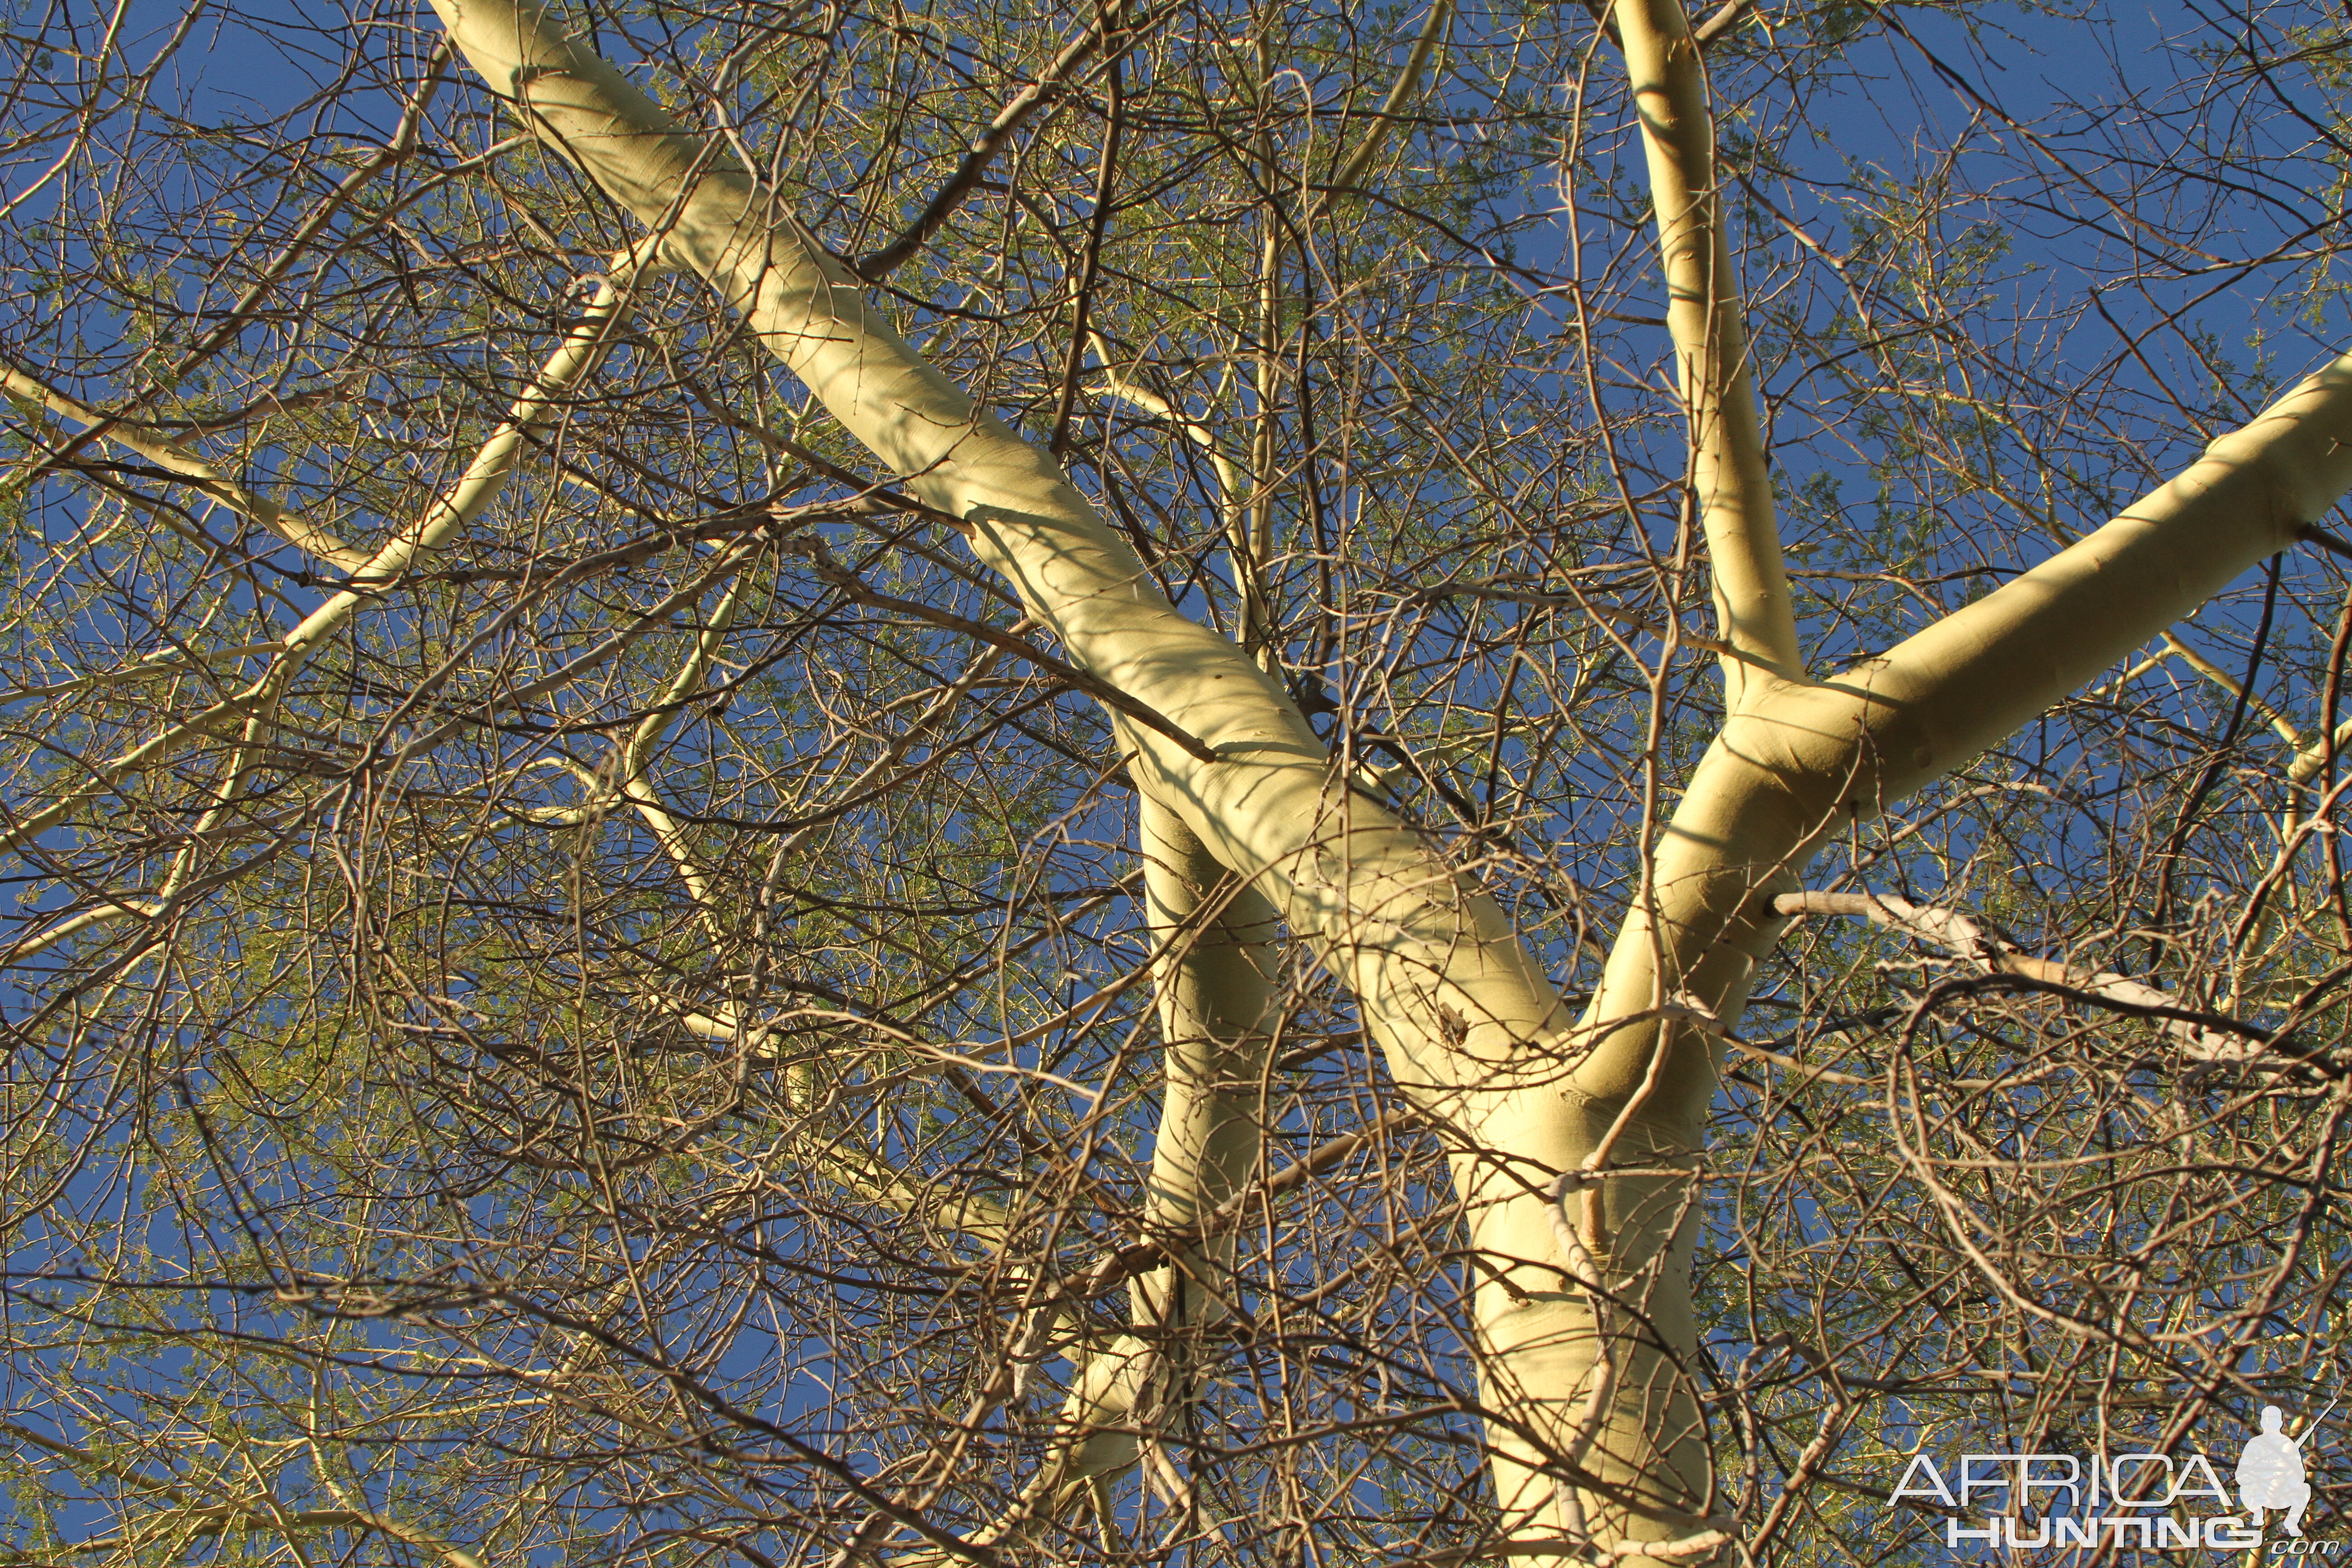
[1889,1398,2333,1553]
[2240,1399,2335,1538]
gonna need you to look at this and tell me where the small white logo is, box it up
[2238,1399,2333,1538]
[1885,1398,2333,1552]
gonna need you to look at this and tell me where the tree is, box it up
[3,0,2350,1562]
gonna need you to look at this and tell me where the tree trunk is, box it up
[425,1,2352,1557]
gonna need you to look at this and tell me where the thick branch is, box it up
[1040,799,1280,1491]
[419,4,1709,1553]
[1578,351,2352,1111]
[1615,0,1799,707]
[426,0,1571,1108]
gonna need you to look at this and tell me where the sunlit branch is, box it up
[960,798,1279,1538]
[1318,0,1452,201]
[1612,0,1800,710]
[1772,889,2265,1066]
[0,362,372,569]
[0,239,664,857]
[1088,340,1268,655]
[1580,351,2352,1106]
[2124,631,2308,751]
[512,566,750,939]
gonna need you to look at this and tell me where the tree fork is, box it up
[426,0,2352,1559]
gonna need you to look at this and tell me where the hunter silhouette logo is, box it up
[2239,1399,2334,1539]
[1888,1397,2337,1552]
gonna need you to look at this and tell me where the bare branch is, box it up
[1771,889,2268,1066]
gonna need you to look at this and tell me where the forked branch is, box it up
[1578,352,2352,1110]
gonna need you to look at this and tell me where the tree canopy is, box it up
[3,0,2351,1563]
